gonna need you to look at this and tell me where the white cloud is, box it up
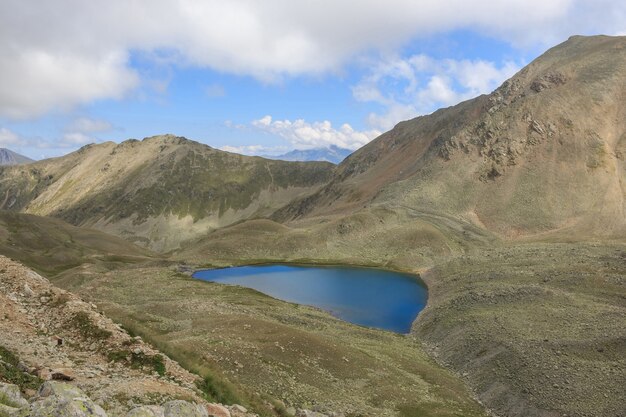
[0,122,102,153]
[56,117,115,149]
[0,127,23,147]
[354,55,520,130]
[60,132,94,147]
[219,144,287,156]
[251,115,381,150]
[0,1,624,118]
[0,127,52,151]
[67,117,114,133]
[0,48,138,119]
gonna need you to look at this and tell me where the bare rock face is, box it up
[530,71,567,92]
[0,382,30,409]
[126,405,165,417]
[163,400,208,417]
[205,404,231,417]
[30,381,108,417]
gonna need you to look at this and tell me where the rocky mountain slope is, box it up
[277,35,626,241]
[415,243,626,417]
[0,255,256,417]
[0,135,334,251]
[0,149,33,166]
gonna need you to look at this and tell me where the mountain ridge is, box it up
[0,135,334,251]
[270,145,352,164]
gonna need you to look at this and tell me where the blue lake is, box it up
[192,265,428,333]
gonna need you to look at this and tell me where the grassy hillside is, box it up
[58,261,489,417]
[0,211,153,275]
[0,135,334,251]
[177,35,626,417]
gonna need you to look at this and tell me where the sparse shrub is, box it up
[107,350,129,363]
[196,373,241,405]
[71,311,112,340]
[107,350,166,376]
[0,345,42,391]
[50,292,71,307]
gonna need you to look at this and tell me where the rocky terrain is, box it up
[0,255,258,417]
[416,243,626,417]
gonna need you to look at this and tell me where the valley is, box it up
[1,35,625,417]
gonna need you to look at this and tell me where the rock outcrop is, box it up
[0,256,257,417]
[0,381,236,417]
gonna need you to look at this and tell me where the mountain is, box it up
[0,135,334,251]
[179,35,626,417]
[276,35,626,241]
[0,148,34,165]
[271,145,352,164]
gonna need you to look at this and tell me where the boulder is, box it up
[0,382,30,408]
[0,403,28,417]
[23,283,35,297]
[36,368,53,381]
[229,404,247,415]
[30,396,108,417]
[51,368,76,381]
[126,405,165,417]
[31,381,107,417]
[163,400,208,417]
[205,403,230,417]
[37,381,84,400]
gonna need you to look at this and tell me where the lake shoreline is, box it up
[193,264,428,334]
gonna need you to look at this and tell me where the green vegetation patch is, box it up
[71,311,112,341]
[0,345,42,392]
[196,373,241,405]
[398,403,467,417]
[107,350,166,377]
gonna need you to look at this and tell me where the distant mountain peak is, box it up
[0,148,34,166]
[270,145,353,164]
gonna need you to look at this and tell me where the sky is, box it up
[0,1,624,160]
